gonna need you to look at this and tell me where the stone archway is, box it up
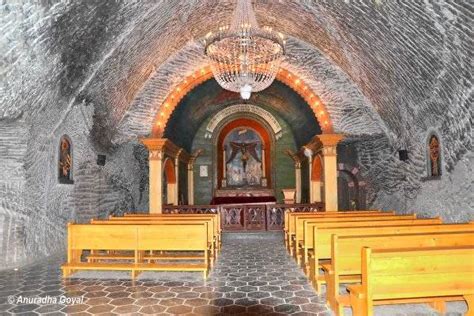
[337,163,366,210]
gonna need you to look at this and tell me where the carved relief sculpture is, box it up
[428,134,441,177]
[58,136,73,184]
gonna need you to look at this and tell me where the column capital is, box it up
[188,149,203,169]
[148,150,163,161]
[316,134,345,147]
[142,138,191,162]
[141,138,167,151]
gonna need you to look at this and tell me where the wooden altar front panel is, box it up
[220,204,267,231]
[163,203,325,232]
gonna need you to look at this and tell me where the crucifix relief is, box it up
[224,128,263,187]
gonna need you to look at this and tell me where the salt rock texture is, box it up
[1,1,472,268]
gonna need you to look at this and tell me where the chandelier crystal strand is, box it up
[205,0,285,99]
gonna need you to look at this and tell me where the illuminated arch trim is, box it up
[151,66,334,136]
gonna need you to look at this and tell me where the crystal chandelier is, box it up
[204,0,285,99]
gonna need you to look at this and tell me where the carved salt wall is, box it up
[0,101,148,269]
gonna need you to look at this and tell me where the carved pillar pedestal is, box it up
[282,188,296,204]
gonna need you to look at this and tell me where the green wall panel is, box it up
[191,105,298,204]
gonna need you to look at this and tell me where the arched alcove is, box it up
[337,163,367,210]
[310,154,324,203]
[162,158,177,205]
[58,135,73,184]
[426,132,442,178]
[216,118,273,190]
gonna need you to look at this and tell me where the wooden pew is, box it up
[347,246,474,316]
[293,215,420,263]
[285,211,395,253]
[308,222,473,293]
[325,231,474,314]
[90,218,217,266]
[108,214,221,250]
[120,213,221,249]
[61,222,211,279]
[284,210,387,236]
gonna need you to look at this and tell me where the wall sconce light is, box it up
[398,149,409,162]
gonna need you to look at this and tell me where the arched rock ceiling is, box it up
[164,78,322,152]
[2,1,472,160]
[115,37,382,145]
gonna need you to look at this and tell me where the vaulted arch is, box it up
[151,67,334,137]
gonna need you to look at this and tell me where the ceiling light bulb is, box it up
[240,84,252,99]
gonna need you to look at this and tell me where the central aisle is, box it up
[206,232,331,315]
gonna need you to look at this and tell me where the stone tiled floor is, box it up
[0,232,468,315]
[0,232,331,315]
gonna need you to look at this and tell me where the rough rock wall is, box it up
[0,101,148,269]
[354,133,473,222]
[0,2,149,269]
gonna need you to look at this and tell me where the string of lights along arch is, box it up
[151,67,333,137]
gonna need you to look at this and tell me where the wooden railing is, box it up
[163,203,325,231]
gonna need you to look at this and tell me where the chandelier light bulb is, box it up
[240,84,252,99]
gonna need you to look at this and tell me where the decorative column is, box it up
[295,161,302,203]
[142,138,190,212]
[222,146,227,188]
[304,147,313,203]
[261,146,267,187]
[317,134,344,212]
[187,149,202,205]
[173,150,182,205]
[285,149,302,203]
[142,139,165,214]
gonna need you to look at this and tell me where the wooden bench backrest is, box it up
[68,223,208,251]
[69,223,137,251]
[363,246,474,302]
[310,223,474,263]
[334,231,474,275]
[123,213,219,223]
[119,214,221,233]
[296,215,420,242]
[287,211,396,236]
[125,213,218,217]
[108,215,219,234]
[137,223,208,251]
[285,210,392,232]
[90,219,214,244]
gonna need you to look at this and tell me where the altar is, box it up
[211,188,276,205]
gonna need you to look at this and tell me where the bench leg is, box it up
[314,275,324,294]
[336,301,345,316]
[325,271,335,309]
[62,268,70,278]
[304,263,310,276]
[131,270,141,279]
[349,291,368,316]
[309,258,316,289]
[465,295,474,316]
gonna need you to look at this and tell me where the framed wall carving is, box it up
[58,135,73,184]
